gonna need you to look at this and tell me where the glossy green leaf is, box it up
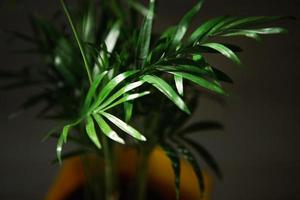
[171,0,204,48]
[182,137,223,179]
[93,113,125,144]
[105,21,121,53]
[124,101,133,123]
[188,16,228,45]
[56,125,71,164]
[201,43,241,65]
[142,75,190,114]
[99,91,150,112]
[136,0,155,68]
[127,0,152,17]
[157,65,210,77]
[99,81,144,110]
[101,112,146,141]
[81,0,96,43]
[82,71,108,113]
[174,74,184,96]
[93,70,139,107]
[220,30,262,41]
[161,142,181,200]
[85,115,101,149]
[220,16,284,30]
[167,71,225,95]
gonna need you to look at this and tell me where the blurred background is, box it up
[0,0,299,199]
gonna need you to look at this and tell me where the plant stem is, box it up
[102,136,117,200]
[136,148,152,200]
[60,0,93,84]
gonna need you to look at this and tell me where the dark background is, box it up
[0,0,299,199]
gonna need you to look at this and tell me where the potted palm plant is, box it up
[1,0,289,199]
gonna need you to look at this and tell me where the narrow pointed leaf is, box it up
[174,75,184,96]
[99,81,144,110]
[93,70,139,107]
[82,71,108,113]
[105,21,121,53]
[201,43,241,65]
[136,0,155,67]
[142,75,190,114]
[124,101,133,123]
[85,115,101,149]
[100,91,150,112]
[127,0,152,17]
[182,137,223,179]
[93,114,125,144]
[101,112,146,141]
[175,141,205,196]
[171,0,204,48]
[167,71,225,95]
[188,16,228,45]
[56,125,72,164]
[161,143,181,200]
[179,121,224,135]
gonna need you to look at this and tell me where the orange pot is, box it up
[45,146,213,200]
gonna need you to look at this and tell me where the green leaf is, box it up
[201,43,241,65]
[174,74,184,96]
[101,112,146,141]
[82,71,108,113]
[178,121,224,135]
[105,21,121,53]
[167,71,225,95]
[93,114,125,144]
[188,16,228,45]
[85,115,101,149]
[81,0,96,43]
[175,141,205,196]
[56,125,72,164]
[171,0,204,48]
[220,30,262,41]
[182,137,223,179]
[220,27,287,41]
[124,101,133,123]
[127,0,152,17]
[212,67,234,83]
[136,0,155,68]
[99,81,144,110]
[161,142,181,200]
[220,16,285,30]
[142,75,190,114]
[93,70,139,107]
[161,143,181,200]
[157,65,210,77]
[99,91,150,112]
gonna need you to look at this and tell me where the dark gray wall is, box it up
[0,0,299,200]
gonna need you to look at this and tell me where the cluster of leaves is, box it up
[1,0,288,198]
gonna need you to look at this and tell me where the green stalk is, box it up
[136,148,152,200]
[102,136,117,200]
[60,0,93,84]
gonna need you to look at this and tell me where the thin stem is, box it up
[60,0,93,84]
[102,136,117,200]
[136,148,152,200]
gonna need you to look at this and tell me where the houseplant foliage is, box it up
[1,0,288,199]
